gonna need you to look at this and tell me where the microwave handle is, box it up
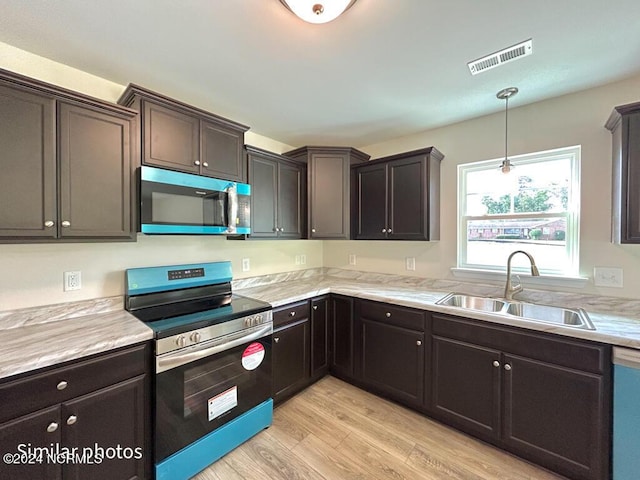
[226,184,238,233]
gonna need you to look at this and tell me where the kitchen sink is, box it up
[435,293,507,312]
[435,293,595,330]
[505,302,595,330]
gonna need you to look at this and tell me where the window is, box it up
[458,146,580,276]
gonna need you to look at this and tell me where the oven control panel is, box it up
[156,310,273,355]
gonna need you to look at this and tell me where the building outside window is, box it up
[458,146,581,276]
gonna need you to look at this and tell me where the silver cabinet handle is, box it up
[66,415,77,426]
[387,228,392,233]
[311,228,316,233]
[57,381,68,391]
[274,337,280,343]
[504,364,512,371]
[382,228,387,233]
[61,221,71,228]
[44,220,55,228]
[313,305,318,310]
[493,361,500,368]
[416,340,422,346]
[385,312,391,318]
[194,160,201,166]
[289,311,296,317]
[47,422,58,433]
[203,162,209,167]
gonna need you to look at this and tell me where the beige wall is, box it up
[2,41,640,309]
[324,74,640,299]
[0,42,314,310]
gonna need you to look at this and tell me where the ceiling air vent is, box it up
[468,39,533,75]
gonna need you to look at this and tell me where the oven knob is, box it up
[244,317,251,327]
[190,332,201,343]
[256,314,263,324]
[176,335,186,348]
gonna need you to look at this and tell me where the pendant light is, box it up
[279,0,358,24]
[496,87,518,174]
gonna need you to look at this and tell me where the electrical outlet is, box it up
[349,254,356,266]
[242,258,250,272]
[300,254,306,265]
[295,255,301,265]
[594,267,623,287]
[405,257,416,271]
[64,271,82,291]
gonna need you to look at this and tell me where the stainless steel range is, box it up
[125,261,273,480]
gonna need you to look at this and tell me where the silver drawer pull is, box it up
[385,312,391,318]
[493,361,500,368]
[203,162,209,167]
[313,305,318,310]
[61,221,71,228]
[57,381,68,391]
[46,422,58,433]
[194,160,201,166]
[311,228,316,233]
[504,364,512,371]
[416,340,422,346]
[289,311,296,317]
[274,337,280,343]
[382,228,387,233]
[44,220,55,228]
[66,415,77,426]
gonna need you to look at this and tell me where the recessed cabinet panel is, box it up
[388,156,424,239]
[311,153,348,238]
[310,296,329,378]
[503,355,608,480]
[431,336,501,440]
[58,103,132,238]
[278,162,304,238]
[249,156,278,237]
[0,85,56,238]
[201,120,244,181]
[273,320,310,403]
[330,295,355,379]
[143,101,199,173]
[354,163,386,239]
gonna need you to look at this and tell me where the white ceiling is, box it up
[1,0,639,148]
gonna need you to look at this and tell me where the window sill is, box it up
[450,268,589,289]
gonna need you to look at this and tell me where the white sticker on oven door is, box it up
[242,342,265,370]
[208,386,238,421]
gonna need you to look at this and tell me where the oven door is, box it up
[154,324,272,462]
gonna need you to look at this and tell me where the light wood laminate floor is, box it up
[193,376,565,480]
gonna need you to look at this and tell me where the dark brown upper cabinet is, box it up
[119,84,249,183]
[606,101,640,243]
[0,69,137,243]
[246,145,306,239]
[284,146,370,239]
[352,147,444,240]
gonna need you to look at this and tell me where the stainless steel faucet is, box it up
[504,250,540,300]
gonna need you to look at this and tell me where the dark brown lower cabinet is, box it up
[0,343,151,480]
[329,295,355,380]
[430,313,610,480]
[310,296,329,380]
[431,336,501,439]
[273,319,310,403]
[357,299,426,407]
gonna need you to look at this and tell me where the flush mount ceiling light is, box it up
[279,0,358,24]
[496,87,518,174]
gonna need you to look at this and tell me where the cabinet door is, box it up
[354,162,387,239]
[273,320,310,403]
[248,154,278,238]
[361,319,425,406]
[58,102,133,239]
[621,112,640,242]
[0,85,56,238]
[0,406,62,480]
[503,354,609,480]
[310,296,329,379]
[309,152,349,238]
[201,119,244,182]
[143,100,199,173]
[388,155,427,240]
[62,375,148,480]
[330,295,355,379]
[431,336,501,441]
[278,161,305,239]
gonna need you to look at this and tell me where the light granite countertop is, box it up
[0,297,153,380]
[3,268,640,381]
[236,272,640,350]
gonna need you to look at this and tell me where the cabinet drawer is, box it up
[0,343,149,423]
[432,314,608,374]
[273,300,310,328]
[359,299,425,331]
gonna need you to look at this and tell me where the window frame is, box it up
[457,145,581,277]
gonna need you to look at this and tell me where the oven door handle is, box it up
[156,324,271,373]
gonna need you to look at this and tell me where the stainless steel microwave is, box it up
[140,166,250,234]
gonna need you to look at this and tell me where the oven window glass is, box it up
[150,191,227,226]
